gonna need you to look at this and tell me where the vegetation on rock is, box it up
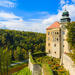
[66,22,75,63]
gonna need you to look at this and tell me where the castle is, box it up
[46,9,71,58]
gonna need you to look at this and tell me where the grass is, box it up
[12,67,32,75]
[29,53,36,64]
[42,64,53,75]
[8,63,28,75]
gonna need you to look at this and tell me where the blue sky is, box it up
[0,0,75,33]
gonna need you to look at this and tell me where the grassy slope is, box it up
[12,67,32,75]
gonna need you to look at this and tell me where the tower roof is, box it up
[60,9,71,23]
[46,21,60,30]
[62,10,69,16]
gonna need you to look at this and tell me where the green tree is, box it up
[66,22,75,53]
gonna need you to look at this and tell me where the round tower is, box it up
[60,9,71,23]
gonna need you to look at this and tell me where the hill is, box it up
[0,29,46,61]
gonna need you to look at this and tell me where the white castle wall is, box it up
[62,54,75,75]
[28,56,42,75]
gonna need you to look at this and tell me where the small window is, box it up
[49,50,50,53]
[48,43,50,46]
[51,32,52,35]
[57,32,59,34]
[62,32,65,35]
[57,38,58,41]
[53,32,54,34]
[53,38,55,41]
[48,32,50,35]
[55,32,56,34]
[48,37,50,40]
[63,45,65,47]
[54,52,56,54]
[54,44,56,47]
[63,39,65,41]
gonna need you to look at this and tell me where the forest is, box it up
[0,29,46,61]
[0,29,46,75]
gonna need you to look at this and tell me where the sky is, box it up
[0,0,75,33]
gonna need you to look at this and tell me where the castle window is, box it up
[55,32,56,34]
[63,39,65,41]
[62,32,65,35]
[57,32,59,34]
[48,37,50,40]
[54,52,56,54]
[53,32,54,34]
[51,32,53,35]
[48,43,50,46]
[49,50,50,53]
[57,38,58,41]
[54,44,56,47]
[48,32,50,35]
[63,45,65,47]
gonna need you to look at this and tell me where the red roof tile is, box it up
[47,21,60,30]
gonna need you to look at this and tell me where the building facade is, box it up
[46,10,71,58]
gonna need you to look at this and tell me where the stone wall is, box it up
[28,57,42,75]
[62,54,75,75]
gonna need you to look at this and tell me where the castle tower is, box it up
[46,9,71,58]
[60,9,71,56]
[61,9,71,23]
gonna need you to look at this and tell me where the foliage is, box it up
[9,63,28,75]
[12,67,32,75]
[67,53,75,63]
[32,51,46,57]
[0,48,11,75]
[66,22,75,63]
[0,29,46,61]
[33,55,69,75]
[66,22,75,51]
[29,53,36,64]
[42,64,54,75]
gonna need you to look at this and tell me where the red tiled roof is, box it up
[46,21,60,30]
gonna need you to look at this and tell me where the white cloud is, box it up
[71,0,75,3]
[0,11,20,20]
[42,4,75,28]
[0,11,45,32]
[60,0,66,6]
[0,4,75,33]
[0,0,15,7]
